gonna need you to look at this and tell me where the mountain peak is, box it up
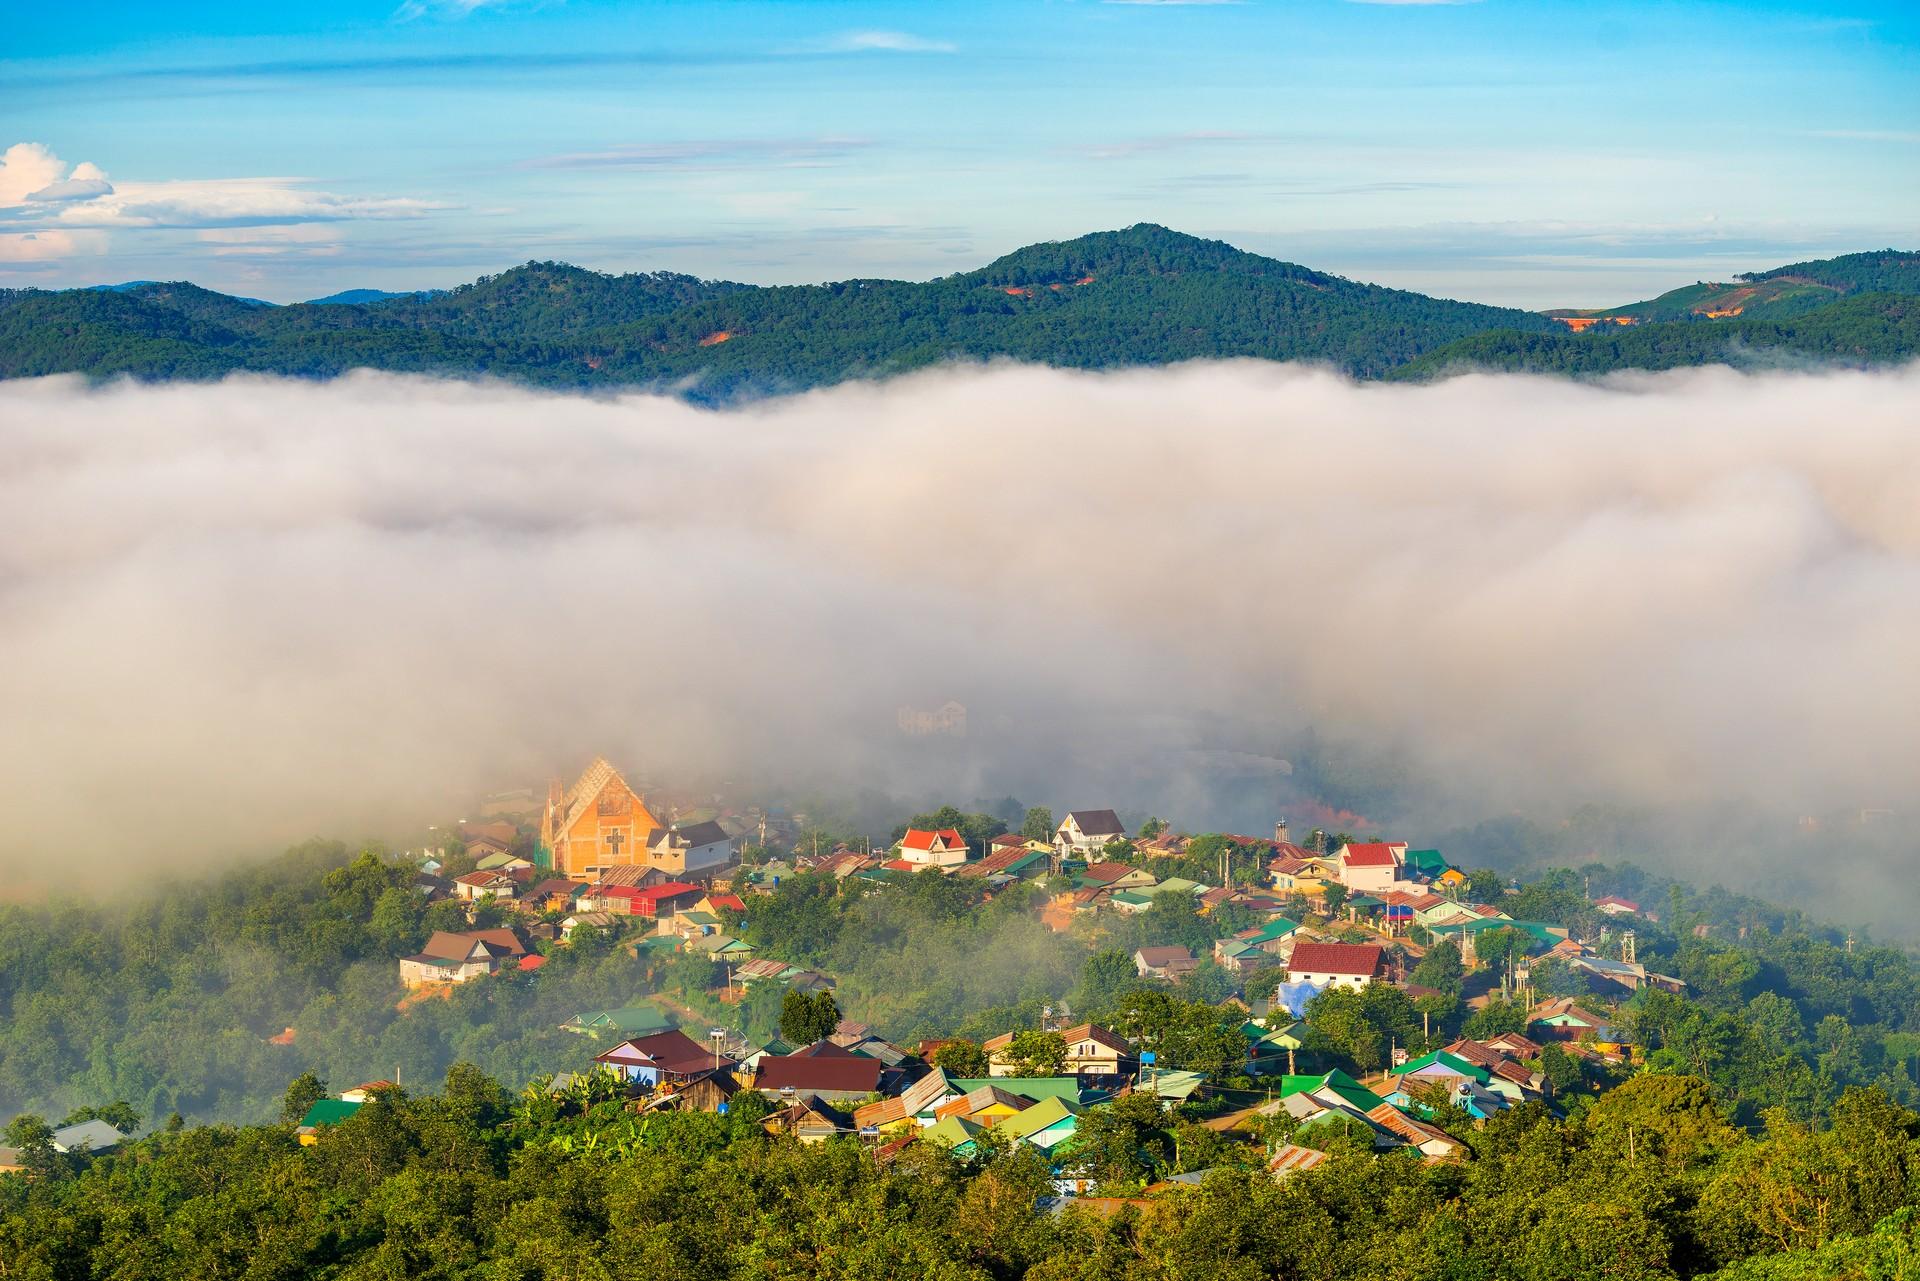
[967,224,1332,289]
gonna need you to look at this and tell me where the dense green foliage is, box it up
[6,230,1914,396]
[1398,292,1920,379]
[1742,249,1920,296]
[9,1061,1920,1278]
[0,226,1564,395]
[0,843,648,1124]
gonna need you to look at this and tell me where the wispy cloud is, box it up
[809,30,957,54]
[2,50,739,94]
[1797,129,1920,144]
[0,228,107,265]
[394,0,545,20]
[48,179,442,230]
[523,137,874,172]
[1102,1,1247,7]
[1344,0,1481,6]
[1071,130,1281,160]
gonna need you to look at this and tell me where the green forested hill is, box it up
[1398,292,1920,379]
[1541,249,1920,324]
[3,229,1915,396]
[0,225,1557,395]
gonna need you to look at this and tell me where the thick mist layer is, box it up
[1,364,1916,910]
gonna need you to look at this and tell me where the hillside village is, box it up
[242,757,1688,1192]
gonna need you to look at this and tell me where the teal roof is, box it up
[946,1077,1090,1104]
[1427,919,1560,948]
[1146,1069,1207,1102]
[1397,1049,1490,1082]
[1246,917,1300,943]
[1284,1068,1390,1114]
[1404,849,1449,876]
[1241,1019,1305,1049]
[1345,893,1385,909]
[299,1099,363,1128]
[1111,890,1154,907]
[565,1004,672,1035]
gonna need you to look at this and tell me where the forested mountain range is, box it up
[5,227,1913,397]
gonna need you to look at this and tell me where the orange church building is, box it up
[539,758,666,880]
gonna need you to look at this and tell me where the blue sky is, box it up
[2,0,1915,306]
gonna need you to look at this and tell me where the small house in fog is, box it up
[896,828,970,871]
[1055,810,1127,856]
[646,820,737,876]
[398,928,527,987]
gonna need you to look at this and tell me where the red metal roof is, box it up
[633,881,701,904]
[1287,942,1385,977]
[901,828,965,851]
[754,1054,883,1094]
[1340,843,1400,868]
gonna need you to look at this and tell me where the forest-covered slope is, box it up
[4,229,1915,396]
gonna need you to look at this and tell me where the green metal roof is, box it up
[1397,1049,1490,1082]
[992,1095,1082,1142]
[299,1099,363,1129]
[923,1115,984,1151]
[945,1077,1088,1104]
[565,1004,672,1035]
[1246,917,1300,943]
[1283,1068,1391,1115]
[1404,849,1449,875]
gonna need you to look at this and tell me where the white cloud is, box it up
[0,144,111,209]
[817,30,957,54]
[0,229,106,264]
[4,364,1920,938]
[4,142,438,232]
[525,137,873,172]
[48,178,441,230]
[393,0,539,19]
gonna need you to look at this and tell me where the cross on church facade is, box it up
[603,829,625,861]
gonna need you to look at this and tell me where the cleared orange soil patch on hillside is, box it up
[1003,287,1031,297]
[698,330,734,346]
[396,985,453,1013]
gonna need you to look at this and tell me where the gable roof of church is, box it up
[553,758,657,835]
